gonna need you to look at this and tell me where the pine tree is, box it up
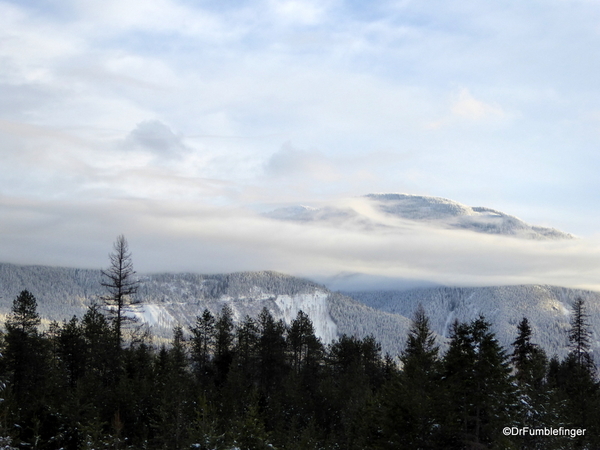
[257,308,287,393]
[3,291,52,442]
[214,305,235,385]
[101,235,139,344]
[5,290,40,335]
[288,310,322,374]
[557,298,600,447]
[58,316,87,388]
[190,309,216,382]
[569,298,594,372]
[401,305,439,377]
[511,317,550,448]
[442,317,516,448]
[153,326,192,449]
[378,305,441,449]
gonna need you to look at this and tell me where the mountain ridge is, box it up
[265,193,575,240]
[1,262,599,359]
[0,262,412,355]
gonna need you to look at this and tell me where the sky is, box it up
[2,0,600,289]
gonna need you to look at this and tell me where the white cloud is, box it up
[1,196,599,291]
[1,0,600,282]
[268,0,329,26]
[451,88,505,121]
[265,142,339,181]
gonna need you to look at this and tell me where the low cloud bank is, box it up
[1,196,599,292]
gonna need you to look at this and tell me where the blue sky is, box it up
[2,0,600,288]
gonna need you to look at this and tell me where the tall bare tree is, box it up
[101,235,139,344]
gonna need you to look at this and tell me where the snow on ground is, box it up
[128,303,177,329]
[274,291,338,343]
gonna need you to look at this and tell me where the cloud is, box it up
[426,88,506,129]
[451,88,505,121]
[123,120,187,156]
[1,195,600,292]
[268,0,329,26]
[264,142,339,181]
[2,0,600,281]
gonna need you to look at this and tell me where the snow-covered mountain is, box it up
[265,193,574,240]
[0,263,411,355]
[1,262,597,359]
[346,285,600,359]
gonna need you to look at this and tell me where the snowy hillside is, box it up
[0,263,411,355]
[346,284,600,359]
[265,193,574,240]
[2,262,597,359]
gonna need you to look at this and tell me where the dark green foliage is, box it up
[288,310,323,375]
[190,308,216,381]
[441,317,517,449]
[3,294,600,449]
[5,290,40,334]
[546,299,600,448]
[510,318,552,449]
[569,298,595,373]
[214,305,235,385]
[2,291,56,446]
[257,308,287,393]
[377,305,441,449]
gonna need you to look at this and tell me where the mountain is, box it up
[0,263,412,356]
[265,193,574,240]
[346,284,600,359]
[1,262,597,360]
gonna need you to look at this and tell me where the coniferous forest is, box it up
[1,291,599,449]
[0,238,599,449]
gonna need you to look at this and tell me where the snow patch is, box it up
[128,303,177,329]
[274,291,338,343]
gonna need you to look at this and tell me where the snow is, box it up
[264,193,574,240]
[127,303,176,329]
[274,291,338,343]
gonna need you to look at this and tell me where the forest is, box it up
[0,288,598,450]
[0,237,599,450]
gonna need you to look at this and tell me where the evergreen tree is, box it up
[257,308,287,394]
[3,291,52,445]
[101,235,139,344]
[5,290,40,335]
[441,317,516,448]
[81,304,118,385]
[555,299,600,448]
[214,305,235,385]
[288,310,322,375]
[569,298,594,372]
[511,317,550,448]
[57,316,87,388]
[152,325,193,449]
[378,305,441,449]
[190,309,216,382]
[328,335,383,449]
[235,315,260,374]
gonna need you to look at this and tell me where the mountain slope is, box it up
[2,262,597,359]
[346,284,600,359]
[266,193,574,240]
[0,263,413,355]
